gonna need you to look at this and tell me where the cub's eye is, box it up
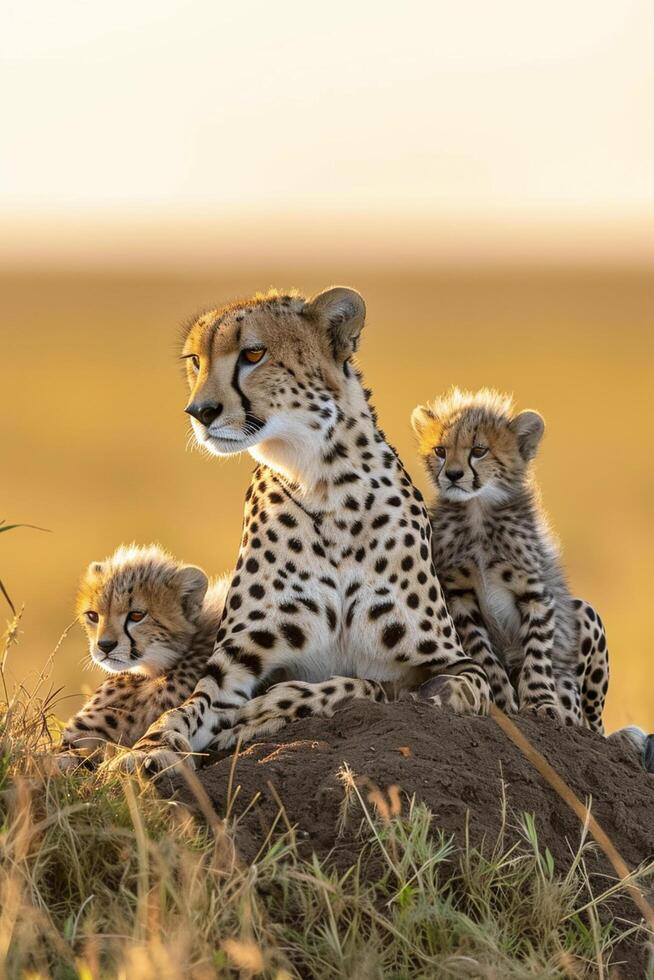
[242,347,266,365]
[471,446,488,459]
[127,611,146,623]
[85,610,99,624]
[434,446,446,459]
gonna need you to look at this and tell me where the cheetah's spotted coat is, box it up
[58,545,228,767]
[412,389,608,730]
[105,288,492,774]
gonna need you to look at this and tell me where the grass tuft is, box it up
[1,632,653,977]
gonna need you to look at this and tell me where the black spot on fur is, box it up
[206,662,226,687]
[250,630,276,649]
[280,622,306,649]
[382,623,406,648]
[233,650,263,676]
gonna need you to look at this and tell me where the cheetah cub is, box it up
[412,388,607,727]
[57,544,228,766]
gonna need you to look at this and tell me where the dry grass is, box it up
[2,615,654,979]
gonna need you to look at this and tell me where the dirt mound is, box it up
[166,701,654,973]
[178,700,654,879]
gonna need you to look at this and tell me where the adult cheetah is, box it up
[106,287,491,774]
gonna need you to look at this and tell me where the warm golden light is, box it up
[1,2,653,734]
[1,0,653,266]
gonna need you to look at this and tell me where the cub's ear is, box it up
[176,564,209,619]
[510,410,544,461]
[410,404,435,440]
[411,404,441,454]
[304,286,366,360]
[87,561,104,577]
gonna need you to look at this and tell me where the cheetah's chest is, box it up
[236,480,436,684]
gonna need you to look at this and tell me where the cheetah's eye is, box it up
[183,354,200,372]
[471,446,488,459]
[242,347,266,365]
[85,610,99,624]
[434,446,446,459]
[127,611,146,623]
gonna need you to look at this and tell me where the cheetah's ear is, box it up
[305,287,366,360]
[510,410,544,461]
[175,565,209,620]
[87,561,104,577]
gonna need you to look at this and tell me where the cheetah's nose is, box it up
[97,639,118,655]
[445,468,464,483]
[185,401,223,427]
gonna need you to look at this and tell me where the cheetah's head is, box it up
[180,287,366,479]
[411,388,544,505]
[77,544,208,675]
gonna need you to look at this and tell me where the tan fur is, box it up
[102,288,493,776]
[183,291,347,415]
[57,545,228,765]
[77,544,211,676]
[180,289,369,492]
[411,388,541,506]
[414,388,608,730]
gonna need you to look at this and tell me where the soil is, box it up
[169,700,654,975]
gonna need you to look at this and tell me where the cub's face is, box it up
[412,393,544,504]
[77,552,207,675]
[180,288,365,472]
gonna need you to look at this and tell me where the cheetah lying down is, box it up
[57,545,228,768]
[60,539,649,770]
[59,543,388,768]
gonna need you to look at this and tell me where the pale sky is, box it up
[2,0,653,264]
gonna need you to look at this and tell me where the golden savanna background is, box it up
[1,1,653,732]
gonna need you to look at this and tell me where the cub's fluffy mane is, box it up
[427,387,514,426]
[414,387,515,456]
[76,543,224,619]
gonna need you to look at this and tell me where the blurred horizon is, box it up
[3,209,654,272]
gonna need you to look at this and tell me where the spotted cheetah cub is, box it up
[412,388,607,727]
[57,545,228,766]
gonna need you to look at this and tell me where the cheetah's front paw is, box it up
[55,750,97,773]
[416,673,490,716]
[521,701,564,723]
[100,733,195,777]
